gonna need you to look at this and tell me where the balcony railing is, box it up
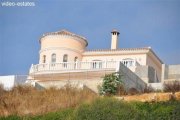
[29,60,139,74]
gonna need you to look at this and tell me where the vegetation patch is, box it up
[164,81,180,93]
[1,80,180,120]
[99,72,124,96]
[0,85,97,116]
[72,97,141,120]
[1,98,180,120]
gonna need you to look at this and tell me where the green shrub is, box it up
[99,73,123,96]
[0,115,21,120]
[1,98,180,120]
[0,109,73,120]
[132,101,180,120]
[171,101,180,120]
[73,97,141,120]
[29,108,73,120]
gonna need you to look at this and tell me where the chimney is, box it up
[111,29,120,49]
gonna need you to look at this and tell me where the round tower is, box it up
[39,30,88,64]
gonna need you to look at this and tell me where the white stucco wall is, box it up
[162,64,180,82]
[40,49,82,63]
[39,35,87,64]
[168,65,180,75]
[148,83,163,90]
[0,75,27,90]
[0,75,15,90]
[146,54,162,82]
[82,54,147,65]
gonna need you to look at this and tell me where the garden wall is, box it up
[162,64,180,82]
[118,63,147,91]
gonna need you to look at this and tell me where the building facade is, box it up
[28,29,180,92]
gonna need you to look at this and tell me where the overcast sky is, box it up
[0,0,180,75]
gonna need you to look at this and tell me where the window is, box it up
[74,57,78,62]
[74,57,78,69]
[63,54,68,68]
[51,53,56,63]
[92,60,102,69]
[63,54,68,62]
[122,58,134,67]
[43,55,46,63]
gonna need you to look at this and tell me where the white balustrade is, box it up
[29,60,138,74]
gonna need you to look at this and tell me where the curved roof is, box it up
[40,29,88,46]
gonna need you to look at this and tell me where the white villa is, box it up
[27,29,180,92]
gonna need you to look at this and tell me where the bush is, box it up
[143,86,154,93]
[99,73,123,96]
[133,101,180,120]
[164,81,180,93]
[73,97,141,120]
[0,115,21,120]
[117,84,127,95]
[30,108,74,120]
[128,88,139,95]
[0,109,74,120]
[172,101,180,120]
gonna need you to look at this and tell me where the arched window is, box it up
[63,54,68,68]
[43,55,46,63]
[63,54,68,62]
[74,57,78,69]
[51,53,56,63]
[74,57,78,62]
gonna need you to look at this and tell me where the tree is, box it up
[99,72,123,96]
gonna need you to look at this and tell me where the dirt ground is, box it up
[117,92,180,102]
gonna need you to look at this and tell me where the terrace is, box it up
[29,60,139,75]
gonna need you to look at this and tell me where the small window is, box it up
[51,53,56,63]
[122,58,134,67]
[74,57,78,62]
[92,60,102,69]
[63,54,68,62]
[74,57,78,69]
[63,54,68,68]
[43,55,46,63]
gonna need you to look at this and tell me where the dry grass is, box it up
[1,83,180,117]
[118,92,180,102]
[0,85,97,116]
